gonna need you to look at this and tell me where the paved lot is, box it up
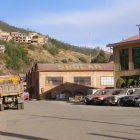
[0,101,140,140]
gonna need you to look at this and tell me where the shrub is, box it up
[116,78,125,88]
[42,44,48,50]
[48,47,58,55]
[68,58,73,62]
[61,59,68,63]
[28,44,35,50]
[79,57,87,63]
[5,44,30,69]
[7,56,20,70]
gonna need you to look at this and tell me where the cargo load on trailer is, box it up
[0,76,24,111]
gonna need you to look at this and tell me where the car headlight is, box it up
[99,97,104,100]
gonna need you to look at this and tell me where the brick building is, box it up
[26,63,114,99]
[107,34,140,87]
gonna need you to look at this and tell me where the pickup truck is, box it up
[0,84,24,111]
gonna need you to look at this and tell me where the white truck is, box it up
[0,84,24,111]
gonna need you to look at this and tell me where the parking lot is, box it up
[0,101,140,140]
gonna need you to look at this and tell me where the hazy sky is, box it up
[0,0,140,50]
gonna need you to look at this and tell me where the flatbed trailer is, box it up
[0,84,24,111]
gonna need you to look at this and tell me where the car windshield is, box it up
[112,90,123,95]
[94,90,106,95]
[105,90,114,95]
[116,90,127,95]
[133,89,140,94]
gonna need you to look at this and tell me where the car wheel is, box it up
[117,99,123,106]
[104,99,110,106]
[0,104,4,111]
[85,99,90,105]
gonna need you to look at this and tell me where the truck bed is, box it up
[0,84,23,96]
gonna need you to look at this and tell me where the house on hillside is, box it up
[31,34,48,44]
[107,34,140,88]
[0,45,5,53]
[26,63,114,100]
[11,32,27,43]
[0,30,11,41]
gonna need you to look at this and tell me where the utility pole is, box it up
[89,32,92,63]
[136,25,140,35]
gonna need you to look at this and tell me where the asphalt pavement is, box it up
[0,101,140,140]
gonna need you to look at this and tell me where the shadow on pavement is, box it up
[109,130,140,136]
[0,131,49,140]
[88,133,135,140]
[26,114,140,128]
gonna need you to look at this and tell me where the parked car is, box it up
[119,89,140,106]
[84,89,106,105]
[24,91,29,100]
[105,89,134,106]
[92,89,124,105]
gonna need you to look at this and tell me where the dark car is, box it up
[105,89,133,106]
[120,89,140,106]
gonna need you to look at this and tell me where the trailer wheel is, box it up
[17,103,21,110]
[0,104,4,111]
[21,103,24,109]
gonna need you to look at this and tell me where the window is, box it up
[74,77,91,85]
[133,47,140,69]
[101,76,114,86]
[46,77,63,85]
[120,49,129,70]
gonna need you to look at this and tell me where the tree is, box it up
[137,77,140,87]
[127,78,134,87]
[116,78,125,88]
[79,57,87,63]
[91,50,108,63]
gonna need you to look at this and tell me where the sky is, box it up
[0,0,140,51]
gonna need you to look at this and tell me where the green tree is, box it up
[127,78,134,87]
[137,77,140,87]
[116,78,125,88]
[91,50,108,63]
[79,57,87,63]
[61,59,68,63]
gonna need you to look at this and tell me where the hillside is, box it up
[0,21,111,75]
[0,20,99,56]
[0,20,31,33]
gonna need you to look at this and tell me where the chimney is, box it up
[136,25,140,35]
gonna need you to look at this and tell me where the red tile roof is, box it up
[119,35,140,43]
[107,34,140,47]
[35,63,113,72]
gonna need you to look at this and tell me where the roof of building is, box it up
[35,63,113,72]
[107,34,140,47]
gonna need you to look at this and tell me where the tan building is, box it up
[0,30,11,41]
[31,34,48,44]
[107,34,140,88]
[11,32,27,42]
[0,45,5,53]
[26,63,114,99]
